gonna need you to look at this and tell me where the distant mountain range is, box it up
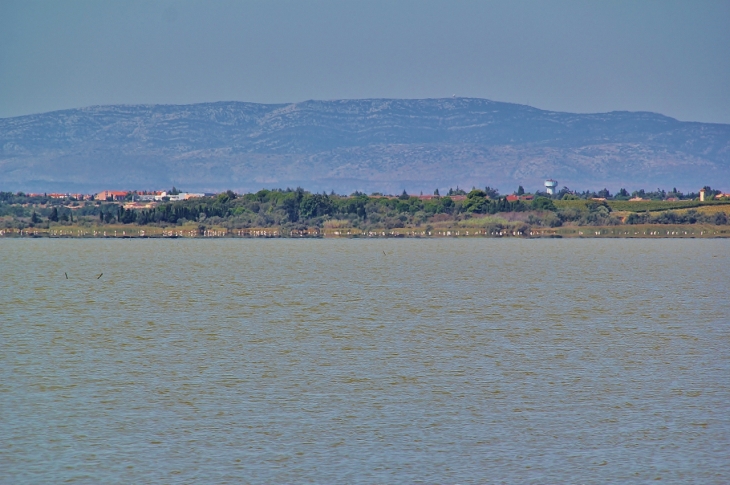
[1,98,728,194]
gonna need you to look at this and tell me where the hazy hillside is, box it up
[1,98,728,193]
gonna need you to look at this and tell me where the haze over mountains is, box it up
[1,98,728,194]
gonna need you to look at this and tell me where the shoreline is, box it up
[2,223,729,239]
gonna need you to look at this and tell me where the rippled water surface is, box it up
[1,239,729,483]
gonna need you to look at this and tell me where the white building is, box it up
[159,192,205,201]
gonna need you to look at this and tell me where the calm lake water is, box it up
[1,239,729,483]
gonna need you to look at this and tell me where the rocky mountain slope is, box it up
[1,98,728,193]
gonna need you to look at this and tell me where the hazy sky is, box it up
[1,0,728,122]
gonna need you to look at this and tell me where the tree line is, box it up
[1,187,728,231]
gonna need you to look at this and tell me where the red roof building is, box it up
[506,194,534,201]
[96,190,128,201]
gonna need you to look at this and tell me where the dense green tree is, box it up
[300,194,333,219]
[531,197,557,211]
[119,208,137,224]
[463,190,489,213]
[484,186,500,198]
[702,186,721,198]
[282,195,300,222]
[216,190,237,204]
[447,187,467,196]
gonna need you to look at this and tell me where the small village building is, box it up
[96,190,128,201]
[155,192,205,201]
[506,194,534,202]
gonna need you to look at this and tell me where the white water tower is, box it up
[544,179,558,195]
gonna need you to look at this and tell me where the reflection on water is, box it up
[1,239,729,483]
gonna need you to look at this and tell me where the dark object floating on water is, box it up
[65,272,68,279]
[97,273,103,279]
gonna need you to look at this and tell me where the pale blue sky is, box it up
[1,0,728,122]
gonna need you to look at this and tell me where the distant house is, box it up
[134,191,164,201]
[629,197,646,202]
[48,193,68,199]
[506,194,534,202]
[155,192,205,201]
[96,190,128,201]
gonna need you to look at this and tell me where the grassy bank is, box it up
[554,199,730,213]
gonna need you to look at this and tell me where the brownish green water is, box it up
[1,239,729,483]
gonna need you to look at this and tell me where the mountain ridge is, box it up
[1,98,728,193]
